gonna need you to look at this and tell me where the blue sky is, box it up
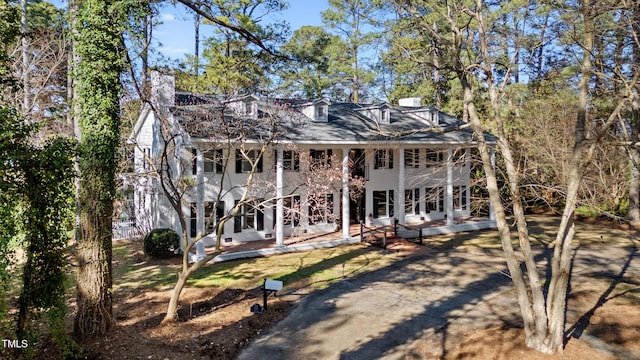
[51,1,328,63]
[155,1,328,63]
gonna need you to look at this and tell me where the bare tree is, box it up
[395,0,639,353]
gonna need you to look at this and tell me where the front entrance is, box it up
[349,148,366,224]
[350,190,365,224]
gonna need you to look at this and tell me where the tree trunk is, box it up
[20,0,30,118]
[72,0,123,340]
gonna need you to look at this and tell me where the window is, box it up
[372,190,394,218]
[273,195,301,227]
[308,194,334,225]
[425,149,444,166]
[404,149,419,168]
[190,203,197,238]
[235,149,263,173]
[453,148,466,166]
[204,201,225,234]
[381,108,390,123]
[234,199,264,233]
[204,149,223,173]
[245,101,257,117]
[374,149,393,169]
[454,186,468,210]
[275,150,300,171]
[310,149,332,168]
[316,105,327,120]
[405,188,420,214]
[142,148,151,170]
[425,187,444,213]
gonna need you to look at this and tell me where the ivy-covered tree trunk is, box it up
[72,0,124,340]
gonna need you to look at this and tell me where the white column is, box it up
[275,147,285,246]
[489,147,496,221]
[195,149,206,261]
[397,147,406,226]
[342,147,350,239]
[446,148,454,226]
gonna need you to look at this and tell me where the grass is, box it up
[113,241,396,294]
[420,214,638,250]
[110,214,637,296]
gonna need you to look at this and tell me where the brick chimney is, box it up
[150,70,175,107]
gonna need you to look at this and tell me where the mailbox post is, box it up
[251,278,283,313]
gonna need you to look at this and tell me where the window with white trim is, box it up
[404,149,419,168]
[405,188,420,214]
[425,187,444,213]
[204,201,225,234]
[204,149,223,173]
[234,199,264,233]
[235,149,263,173]
[308,194,334,225]
[425,149,444,166]
[275,150,300,171]
[374,149,393,169]
[453,148,466,166]
[373,190,394,218]
[310,149,332,168]
[453,186,468,210]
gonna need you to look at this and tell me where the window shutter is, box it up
[374,150,380,169]
[192,149,198,175]
[389,190,394,217]
[373,195,379,218]
[216,149,223,173]
[327,149,333,165]
[415,188,420,213]
[257,152,263,172]
[257,203,264,231]
[190,203,197,238]
[293,152,300,171]
[234,200,242,233]
[389,150,394,169]
[235,150,242,173]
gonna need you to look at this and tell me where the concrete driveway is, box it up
[238,245,639,360]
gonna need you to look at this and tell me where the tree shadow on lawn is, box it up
[113,245,382,329]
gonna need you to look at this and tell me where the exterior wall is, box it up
[176,143,472,244]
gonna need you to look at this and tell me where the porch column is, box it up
[276,147,285,246]
[489,147,496,221]
[397,147,406,226]
[342,147,350,239]
[195,149,206,261]
[446,148,454,226]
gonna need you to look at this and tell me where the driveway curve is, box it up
[238,248,517,360]
[238,245,639,360]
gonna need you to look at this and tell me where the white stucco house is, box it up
[126,71,496,252]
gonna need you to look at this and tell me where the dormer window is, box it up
[316,105,326,120]
[380,107,390,124]
[243,97,258,118]
[297,99,330,122]
[356,103,392,124]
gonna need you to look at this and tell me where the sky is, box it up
[50,0,329,63]
[155,1,328,61]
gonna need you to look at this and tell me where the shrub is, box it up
[143,228,179,258]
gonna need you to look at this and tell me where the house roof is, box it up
[166,92,495,146]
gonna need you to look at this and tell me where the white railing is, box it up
[112,220,143,240]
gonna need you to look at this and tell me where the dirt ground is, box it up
[72,239,640,360]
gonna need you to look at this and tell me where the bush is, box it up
[143,228,179,258]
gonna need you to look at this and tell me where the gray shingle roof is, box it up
[169,93,495,145]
